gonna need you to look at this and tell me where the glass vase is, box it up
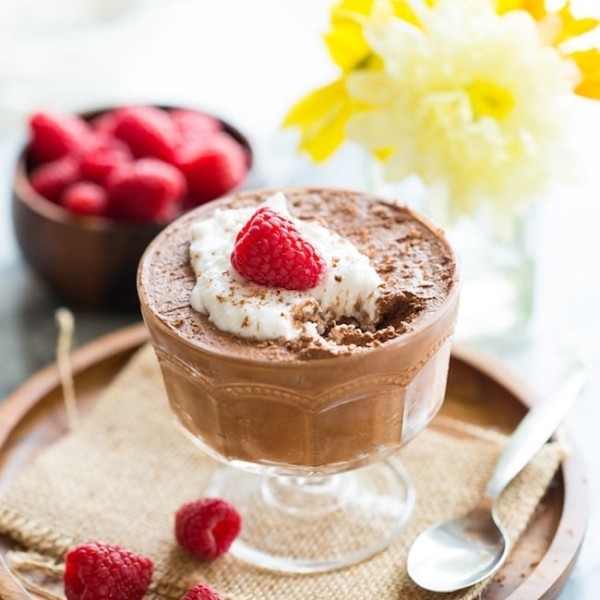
[439,204,536,348]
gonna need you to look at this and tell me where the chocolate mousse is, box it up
[138,188,459,474]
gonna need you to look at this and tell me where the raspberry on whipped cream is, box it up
[189,192,383,342]
[231,205,326,290]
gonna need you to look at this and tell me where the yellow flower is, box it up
[345,0,577,218]
[282,0,424,162]
[283,0,600,199]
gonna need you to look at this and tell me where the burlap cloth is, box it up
[0,345,562,600]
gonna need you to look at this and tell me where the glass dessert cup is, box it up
[140,283,460,573]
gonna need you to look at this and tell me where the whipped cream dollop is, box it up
[189,192,383,341]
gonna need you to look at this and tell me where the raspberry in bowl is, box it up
[12,105,254,310]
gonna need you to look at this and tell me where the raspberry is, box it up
[179,583,222,600]
[176,132,248,206]
[231,207,326,290]
[90,111,120,137]
[29,155,81,202]
[170,109,220,144]
[113,106,180,162]
[29,111,92,163]
[107,158,186,223]
[62,182,108,217]
[175,498,241,561]
[81,136,132,184]
[63,541,153,600]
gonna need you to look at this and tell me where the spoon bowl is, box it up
[407,504,508,592]
[407,364,585,593]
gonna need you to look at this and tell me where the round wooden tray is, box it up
[0,324,588,600]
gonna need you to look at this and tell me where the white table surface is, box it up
[0,1,598,598]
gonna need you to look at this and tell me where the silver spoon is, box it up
[407,364,585,593]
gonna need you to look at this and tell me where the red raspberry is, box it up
[29,155,81,202]
[231,207,326,290]
[29,111,92,163]
[176,132,248,206]
[90,111,120,136]
[113,106,180,162]
[179,583,222,600]
[175,498,241,561]
[63,541,153,600]
[62,182,108,217]
[170,109,220,145]
[107,158,185,223]
[82,136,132,184]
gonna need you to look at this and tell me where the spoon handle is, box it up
[484,364,585,501]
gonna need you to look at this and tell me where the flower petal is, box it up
[346,109,400,148]
[332,0,373,16]
[324,21,371,71]
[495,0,528,15]
[282,80,347,128]
[568,48,600,99]
[362,16,423,64]
[390,0,424,27]
[554,1,599,45]
[298,104,354,162]
[346,70,395,104]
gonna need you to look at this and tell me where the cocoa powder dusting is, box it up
[141,188,457,361]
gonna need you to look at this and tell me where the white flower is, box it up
[345,0,578,219]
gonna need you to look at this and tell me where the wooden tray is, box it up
[0,324,588,600]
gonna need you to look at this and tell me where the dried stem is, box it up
[55,308,79,431]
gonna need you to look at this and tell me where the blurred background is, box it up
[0,0,341,381]
[0,1,599,598]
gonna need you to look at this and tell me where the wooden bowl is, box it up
[11,107,255,311]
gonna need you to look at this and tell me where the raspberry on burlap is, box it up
[63,541,153,600]
[179,583,223,600]
[175,498,241,562]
